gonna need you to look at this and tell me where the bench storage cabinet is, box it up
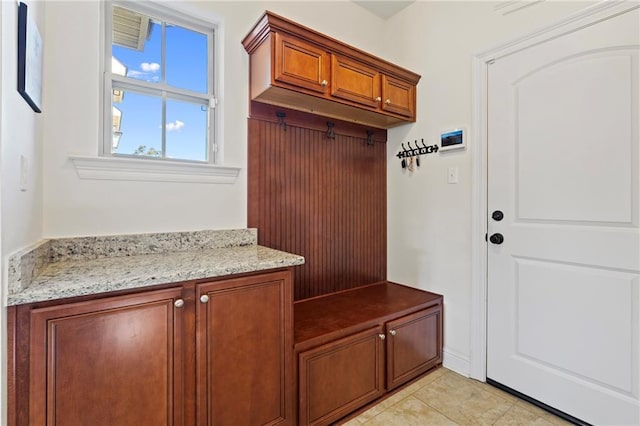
[295,282,443,426]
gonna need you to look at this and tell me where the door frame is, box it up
[469,0,639,381]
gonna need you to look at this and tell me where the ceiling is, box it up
[352,1,415,20]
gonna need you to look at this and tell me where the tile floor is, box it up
[340,367,573,426]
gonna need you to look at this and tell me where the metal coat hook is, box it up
[276,111,287,131]
[326,122,336,139]
[366,130,374,146]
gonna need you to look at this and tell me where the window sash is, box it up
[103,1,216,163]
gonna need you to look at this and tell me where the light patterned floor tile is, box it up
[350,367,445,423]
[494,403,557,425]
[361,396,458,426]
[339,416,363,425]
[515,400,575,426]
[412,370,514,425]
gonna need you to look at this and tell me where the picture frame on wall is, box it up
[17,2,43,113]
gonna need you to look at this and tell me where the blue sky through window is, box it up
[112,17,210,161]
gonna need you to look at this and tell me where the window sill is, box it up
[70,155,241,184]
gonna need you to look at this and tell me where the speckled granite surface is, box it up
[7,229,304,306]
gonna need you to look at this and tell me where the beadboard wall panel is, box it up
[248,116,387,300]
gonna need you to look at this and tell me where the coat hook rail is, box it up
[397,139,438,170]
[396,139,438,159]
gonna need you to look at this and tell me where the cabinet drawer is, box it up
[386,305,443,390]
[274,32,330,94]
[331,54,381,108]
[298,327,385,426]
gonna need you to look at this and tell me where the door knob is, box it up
[489,233,504,245]
[492,210,504,221]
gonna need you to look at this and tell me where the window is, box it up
[104,2,216,163]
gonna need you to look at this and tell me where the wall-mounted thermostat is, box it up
[440,128,465,151]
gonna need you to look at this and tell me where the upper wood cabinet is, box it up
[274,33,330,94]
[242,11,421,129]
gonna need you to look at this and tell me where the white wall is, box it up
[383,1,595,375]
[41,1,385,238]
[1,0,47,422]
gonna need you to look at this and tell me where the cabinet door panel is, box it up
[386,305,442,390]
[274,33,329,94]
[381,75,415,119]
[198,271,293,426]
[299,327,385,426]
[331,54,381,108]
[29,287,184,426]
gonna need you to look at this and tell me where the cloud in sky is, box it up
[141,62,160,72]
[166,120,185,132]
[126,62,161,82]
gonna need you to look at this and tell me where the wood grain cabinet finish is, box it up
[294,283,443,426]
[385,306,443,390]
[197,271,293,426]
[9,269,295,426]
[28,287,184,426]
[274,33,330,94]
[298,327,385,426]
[242,11,420,129]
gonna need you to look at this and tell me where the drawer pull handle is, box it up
[320,80,328,87]
[389,329,397,336]
[174,299,185,308]
[378,333,386,340]
[200,295,210,304]
[375,96,382,102]
[385,99,391,105]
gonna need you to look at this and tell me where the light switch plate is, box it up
[448,166,458,184]
[20,155,28,191]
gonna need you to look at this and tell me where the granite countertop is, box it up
[7,229,304,306]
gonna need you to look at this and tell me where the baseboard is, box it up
[442,347,470,377]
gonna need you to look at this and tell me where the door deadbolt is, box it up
[492,210,504,221]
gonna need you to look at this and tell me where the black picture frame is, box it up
[17,2,43,113]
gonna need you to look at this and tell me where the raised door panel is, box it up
[197,271,293,426]
[331,54,381,109]
[29,287,184,426]
[386,306,442,390]
[381,75,415,119]
[298,327,385,426]
[274,32,329,94]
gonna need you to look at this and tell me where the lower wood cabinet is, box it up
[386,305,442,391]
[298,327,385,425]
[197,273,293,425]
[28,287,185,426]
[294,282,443,426]
[9,269,294,426]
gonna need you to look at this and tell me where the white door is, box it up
[487,7,640,426]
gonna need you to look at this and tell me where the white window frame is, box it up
[103,0,217,164]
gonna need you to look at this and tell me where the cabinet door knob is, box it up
[378,333,386,340]
[389,329,397,336]
[320,79,328,87]
[375,96,382,102]
[385,99,391,105]
[200,294,210,304]
[174,299,185,308]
